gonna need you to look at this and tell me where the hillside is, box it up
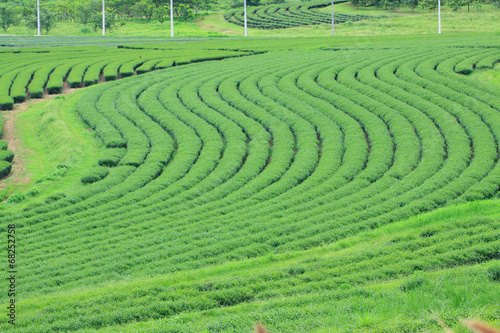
[0,34,499,332]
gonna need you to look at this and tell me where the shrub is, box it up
[98,148,127,167]
[486,265,500,282]
[0,150,14,162]
[0,96,14,110]
[400,272,428,292]
[81,166,110,184]
[0,160,12,178]
[45,193,66,204]
[6,192,24,203]
[0,140,8,150]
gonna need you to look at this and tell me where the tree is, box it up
[54,1,76,21]
[24,7,56,33]
[110,0,136,18]
[76,1,97,25]
[378,0,401,9]
[175,3,194,21]
[150,0,170,8]
[492,0,500,8]
[447,0,463,10]
[91,10,116,31]
[350,0,361,9]
[153,5,169,24]
[133,0,155,20]
[419,0,437,11]
[403,0,419,11]
[0,7,16,31]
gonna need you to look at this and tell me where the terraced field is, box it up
[0,46,251,110]
[224,0,384,29]
[0,37,500,332]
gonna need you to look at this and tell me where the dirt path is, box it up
[0,103,34,191]
[0,83,78,191]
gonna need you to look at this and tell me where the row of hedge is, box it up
[224,0,382,29]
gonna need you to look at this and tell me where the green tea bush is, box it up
[2,39,500,332]
[0,160,12,178]
[98,148,127,167]
[486,265,500,282]
[400,271,429,292]
[0,95,14,110]
[0,150,14,162]
[81,166,110,184]
[225,0,384,29]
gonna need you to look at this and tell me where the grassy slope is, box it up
[0,34,499,331]
[0,19,223,38]
[12,198,500,332]
[196,4,500,37]
[471,62,500,87]
[0,91,101,206]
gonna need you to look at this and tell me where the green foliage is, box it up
[403,0,419,11]
[23,7,56,33]
[0,6,16,31]
[448,0,464,11]
[0,140,8,151]
[400,271,429,291]
[98,148,127,167]
[486,265,500,282]
[0,160,12,179]
[133,0,155,21]
[419,0,437,10]
[0,150,14,162]
[91,10,116,32]
[76,1,98,25]
[81,166,110,184]
[1,36,500,333]
[225,1,385,29]
[174,3,194,21]
[0,96,14,110]
[153,5,169,24]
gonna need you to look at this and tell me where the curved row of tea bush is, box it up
[0,41,499,332]
[224,0,382,29]
[0,47,252,110]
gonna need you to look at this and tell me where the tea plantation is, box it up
[224,0,384,29]
[0,35,499,332]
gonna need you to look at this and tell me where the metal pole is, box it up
[438,0,441,34]
[170,0,174,37]
[102,0,105,36]
[244,0,247,37]
[37,0,40,36]
[331,0,334,36]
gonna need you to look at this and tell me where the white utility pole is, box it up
[102,0,106,35]
[438,0,441,34]
[331,0,334,36]
[244,0,247,36]
[37,0,40,36]
[170,0,174,37]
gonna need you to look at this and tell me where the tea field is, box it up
[0,35,499,332]
[223,0,385,30]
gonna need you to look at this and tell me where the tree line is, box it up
[349,0,498,11]
[0,0,217,33]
